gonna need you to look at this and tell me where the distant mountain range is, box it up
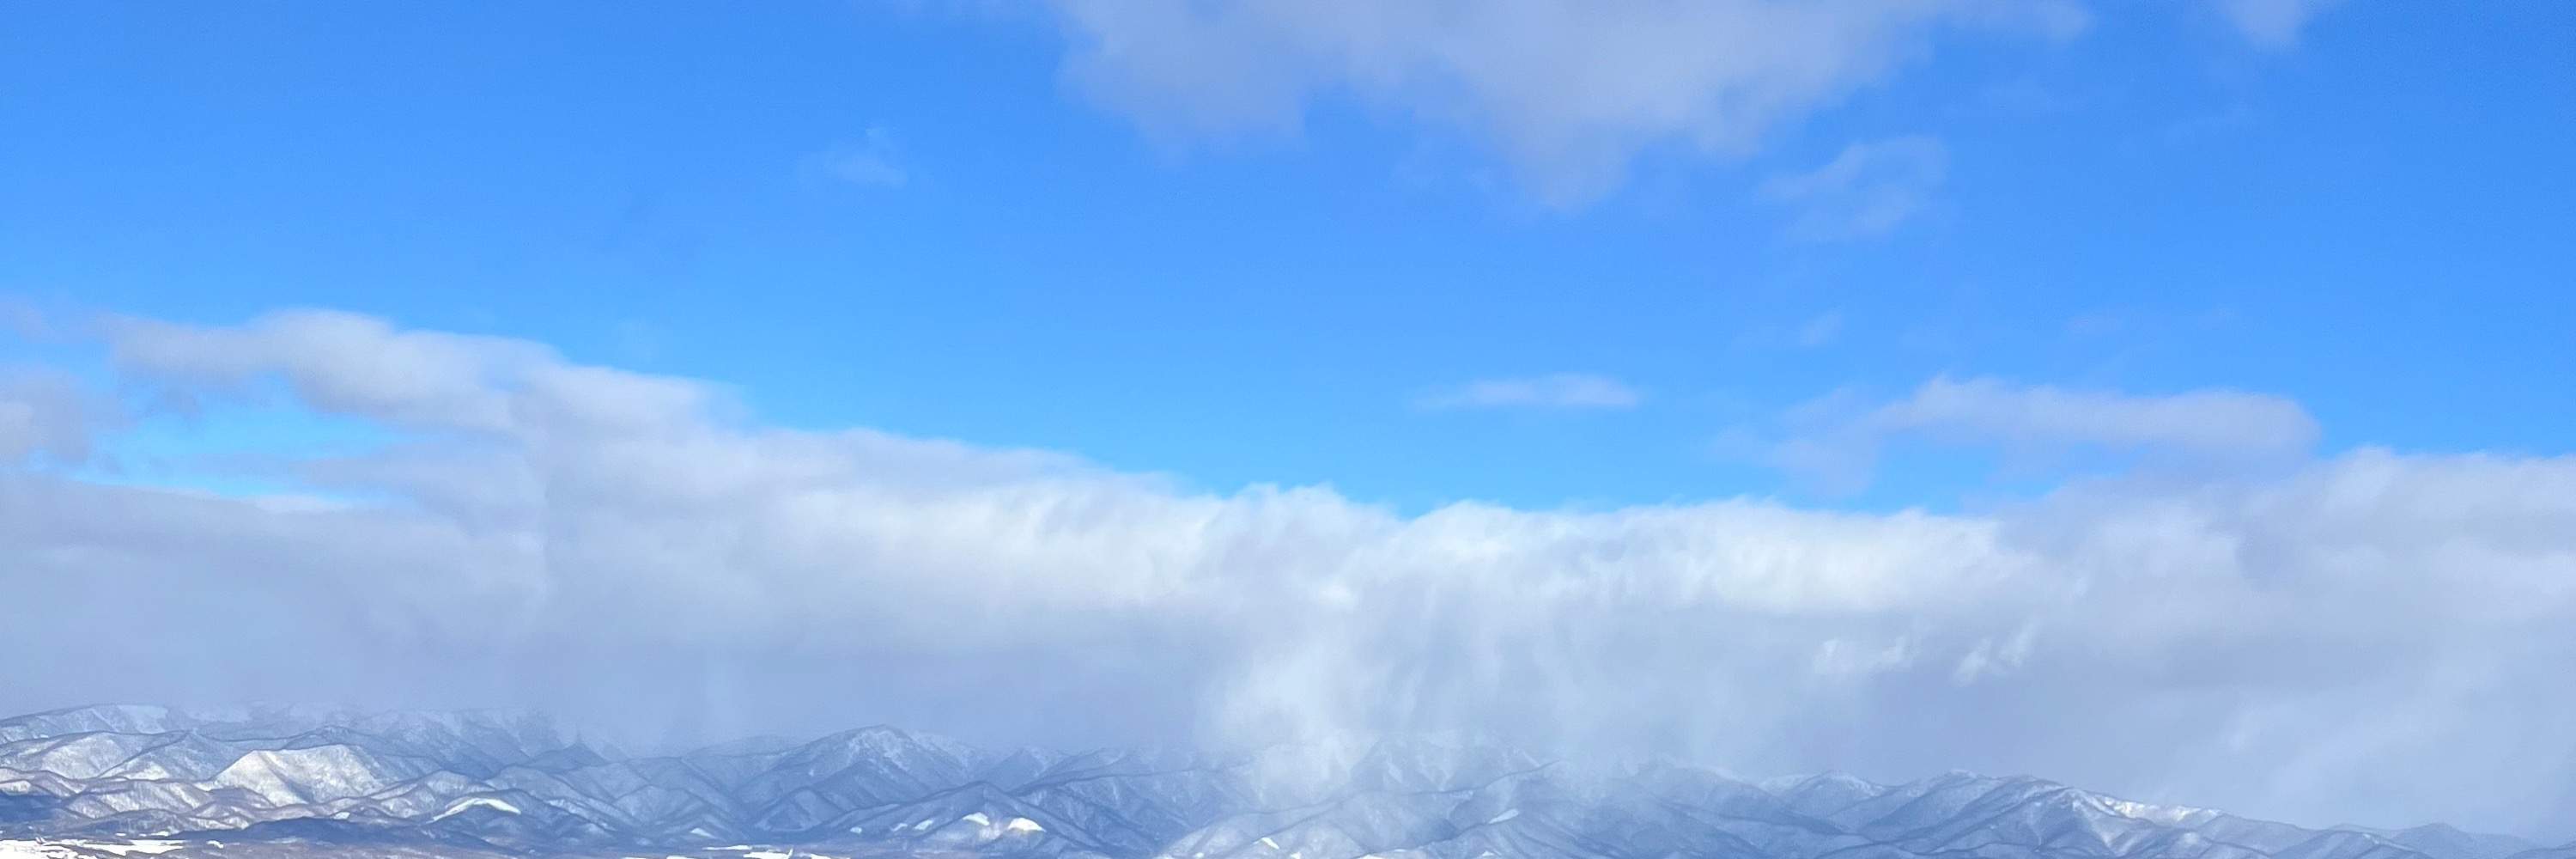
[0,704,2560,859]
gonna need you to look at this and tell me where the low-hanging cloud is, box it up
[3,308,2571,838]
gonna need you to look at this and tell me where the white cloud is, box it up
[1753,375,2320,491]
[1415,373,1643,411]
[3,310,2572,836]
[1761,135,1948,240]
[1045,0,2083,205]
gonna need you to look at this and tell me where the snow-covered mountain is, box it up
[0,704,2545,859]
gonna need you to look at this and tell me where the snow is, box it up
[2095,795,2210,825]
[1,841,188,859]
[76,842,186,856]
[1486,808,1521,825]
[0,839,56,859]
[1004,817,1045,834]
[744,850,791,859]
[1261,836,1281,850]
[963,812,993,827]
[429,795,524,822]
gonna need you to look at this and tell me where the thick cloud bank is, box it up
[3,308,2570,837]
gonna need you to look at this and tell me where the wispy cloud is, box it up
[1761,136,1949,241]
[2210,0,2347,47]
[1795,311,1844,348]
[1414,373,1643,411]
[1731,311,1848,351]
[1740,375,2320,493]
[811,126,910,188]
[0,298,48,338]
[1868,375,2318,454]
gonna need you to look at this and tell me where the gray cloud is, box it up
[1046,0,2083,205]
[3,310,2571,838]
[0,367,120,466]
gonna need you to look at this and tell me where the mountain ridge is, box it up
[0,704,2549,859]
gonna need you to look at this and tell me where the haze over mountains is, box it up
[0,705,2559,859]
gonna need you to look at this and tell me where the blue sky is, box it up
[8,1,2569,512]
[6,3,2576,835]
